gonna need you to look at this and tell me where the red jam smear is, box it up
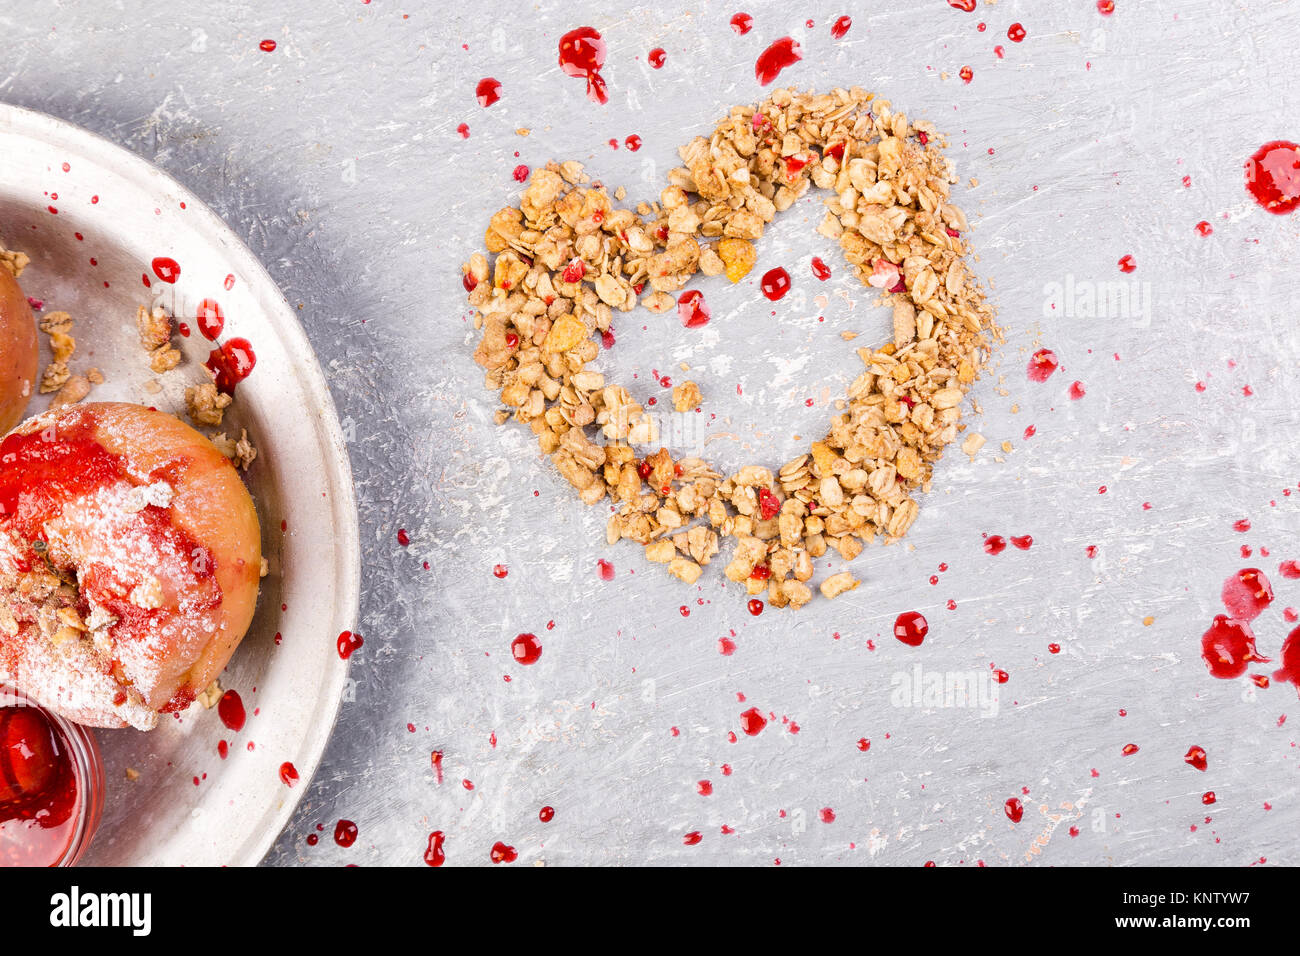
[0,701,79,866]
[0,411,221,649]
[558,27,608,104]
[755,37,802,86]
[1245,141,1300,215]
[205,338,257,394]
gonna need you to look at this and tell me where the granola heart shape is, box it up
[464,87,996,612]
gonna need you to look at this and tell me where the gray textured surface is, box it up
[5,0,1300,866]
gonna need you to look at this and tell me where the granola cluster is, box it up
[464,88,996,611]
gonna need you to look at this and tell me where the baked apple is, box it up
[0,267,38,435]
[0,402,262,730]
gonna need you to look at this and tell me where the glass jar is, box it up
[0,685,105,867]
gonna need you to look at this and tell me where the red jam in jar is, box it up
[0,686,104,866]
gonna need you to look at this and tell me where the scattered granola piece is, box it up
[196,680,223,709]
[186,381,233,427]
[672,380,702,412]
[962,432,986,458]
[48,373,91,409]
[820,571,861,599]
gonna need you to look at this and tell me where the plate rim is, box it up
[0,100,362,866]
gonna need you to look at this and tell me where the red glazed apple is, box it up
[0,402,262,730]
[0,268,39,435]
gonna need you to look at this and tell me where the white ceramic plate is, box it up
[0,103,360,865]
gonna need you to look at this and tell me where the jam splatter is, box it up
[1010,535,1033,551]
[1185,746,1207,772]
[204,339,257,394]
[648,47,666,69]
[151,256,181,284]
[1266,624,1300,696]
[490,841,518,864]
[739,707,767,736]
[558,27,608,104]
[959,65,974,84]
[1007,23,1026,42]
[677,289,711,328]
[539,806,555,822]
[597,558,615,580]
[894,611,928,647]
[338,630,364,660]
[1118,254,1136,273]
[196,298,224,341]
[1245,141,1300,215]
[949,0,977,10]
[511,632,543,665]
[755,37,802,86]
[259,39,277,53]
[334,820,358,847]
[1027,348,1060,382]
[830,16,852,38]
[811,257,831,280]
[760,267,791,300]
[984,535,1007,555]
[475,77,502,107]
[1068,380,1086,400]
[1201,615,1268,679]
[424,831,446,866]
[279,762,300,787]
[730,12,754,35]
[1005,797,1024,822]
[1221,568,1273,622]
[217,690,246,732]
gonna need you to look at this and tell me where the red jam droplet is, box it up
[337,630,364,660]
[1274,625,1300,690]
[731,12,754,35]
[1201,615,1268,679]
[475,77,502,107]
[760,267,791,301]
[1007,22,1026,42]
[1118,254,1137,273]
[1027,348,1060,382]
[490,841,518,864]
[512,632,543,665]
[597,558,615,581]
[755,37,802,86]
[1221,568,1273,622]
[558,27,608,104]
[334,819,358,847]
[677,289,711,328]
[279,762,300,787]
[196,298,224,341]
[217,690,246,732]
[1245,141,1300,214]
[151,256,181,284]
[204,338,257,394]
[424,831,446,866]
[894,611,928,647]
[831,15,852,38]
[810,256,831,280]
[259,39,277,53]
[1185,746,1207,772]
[739,707,767,736]
[983,534,1007,555]
[648,47,666,69]
[1005,797,1024,822]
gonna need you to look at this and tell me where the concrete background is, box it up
[4,0,1299,865]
